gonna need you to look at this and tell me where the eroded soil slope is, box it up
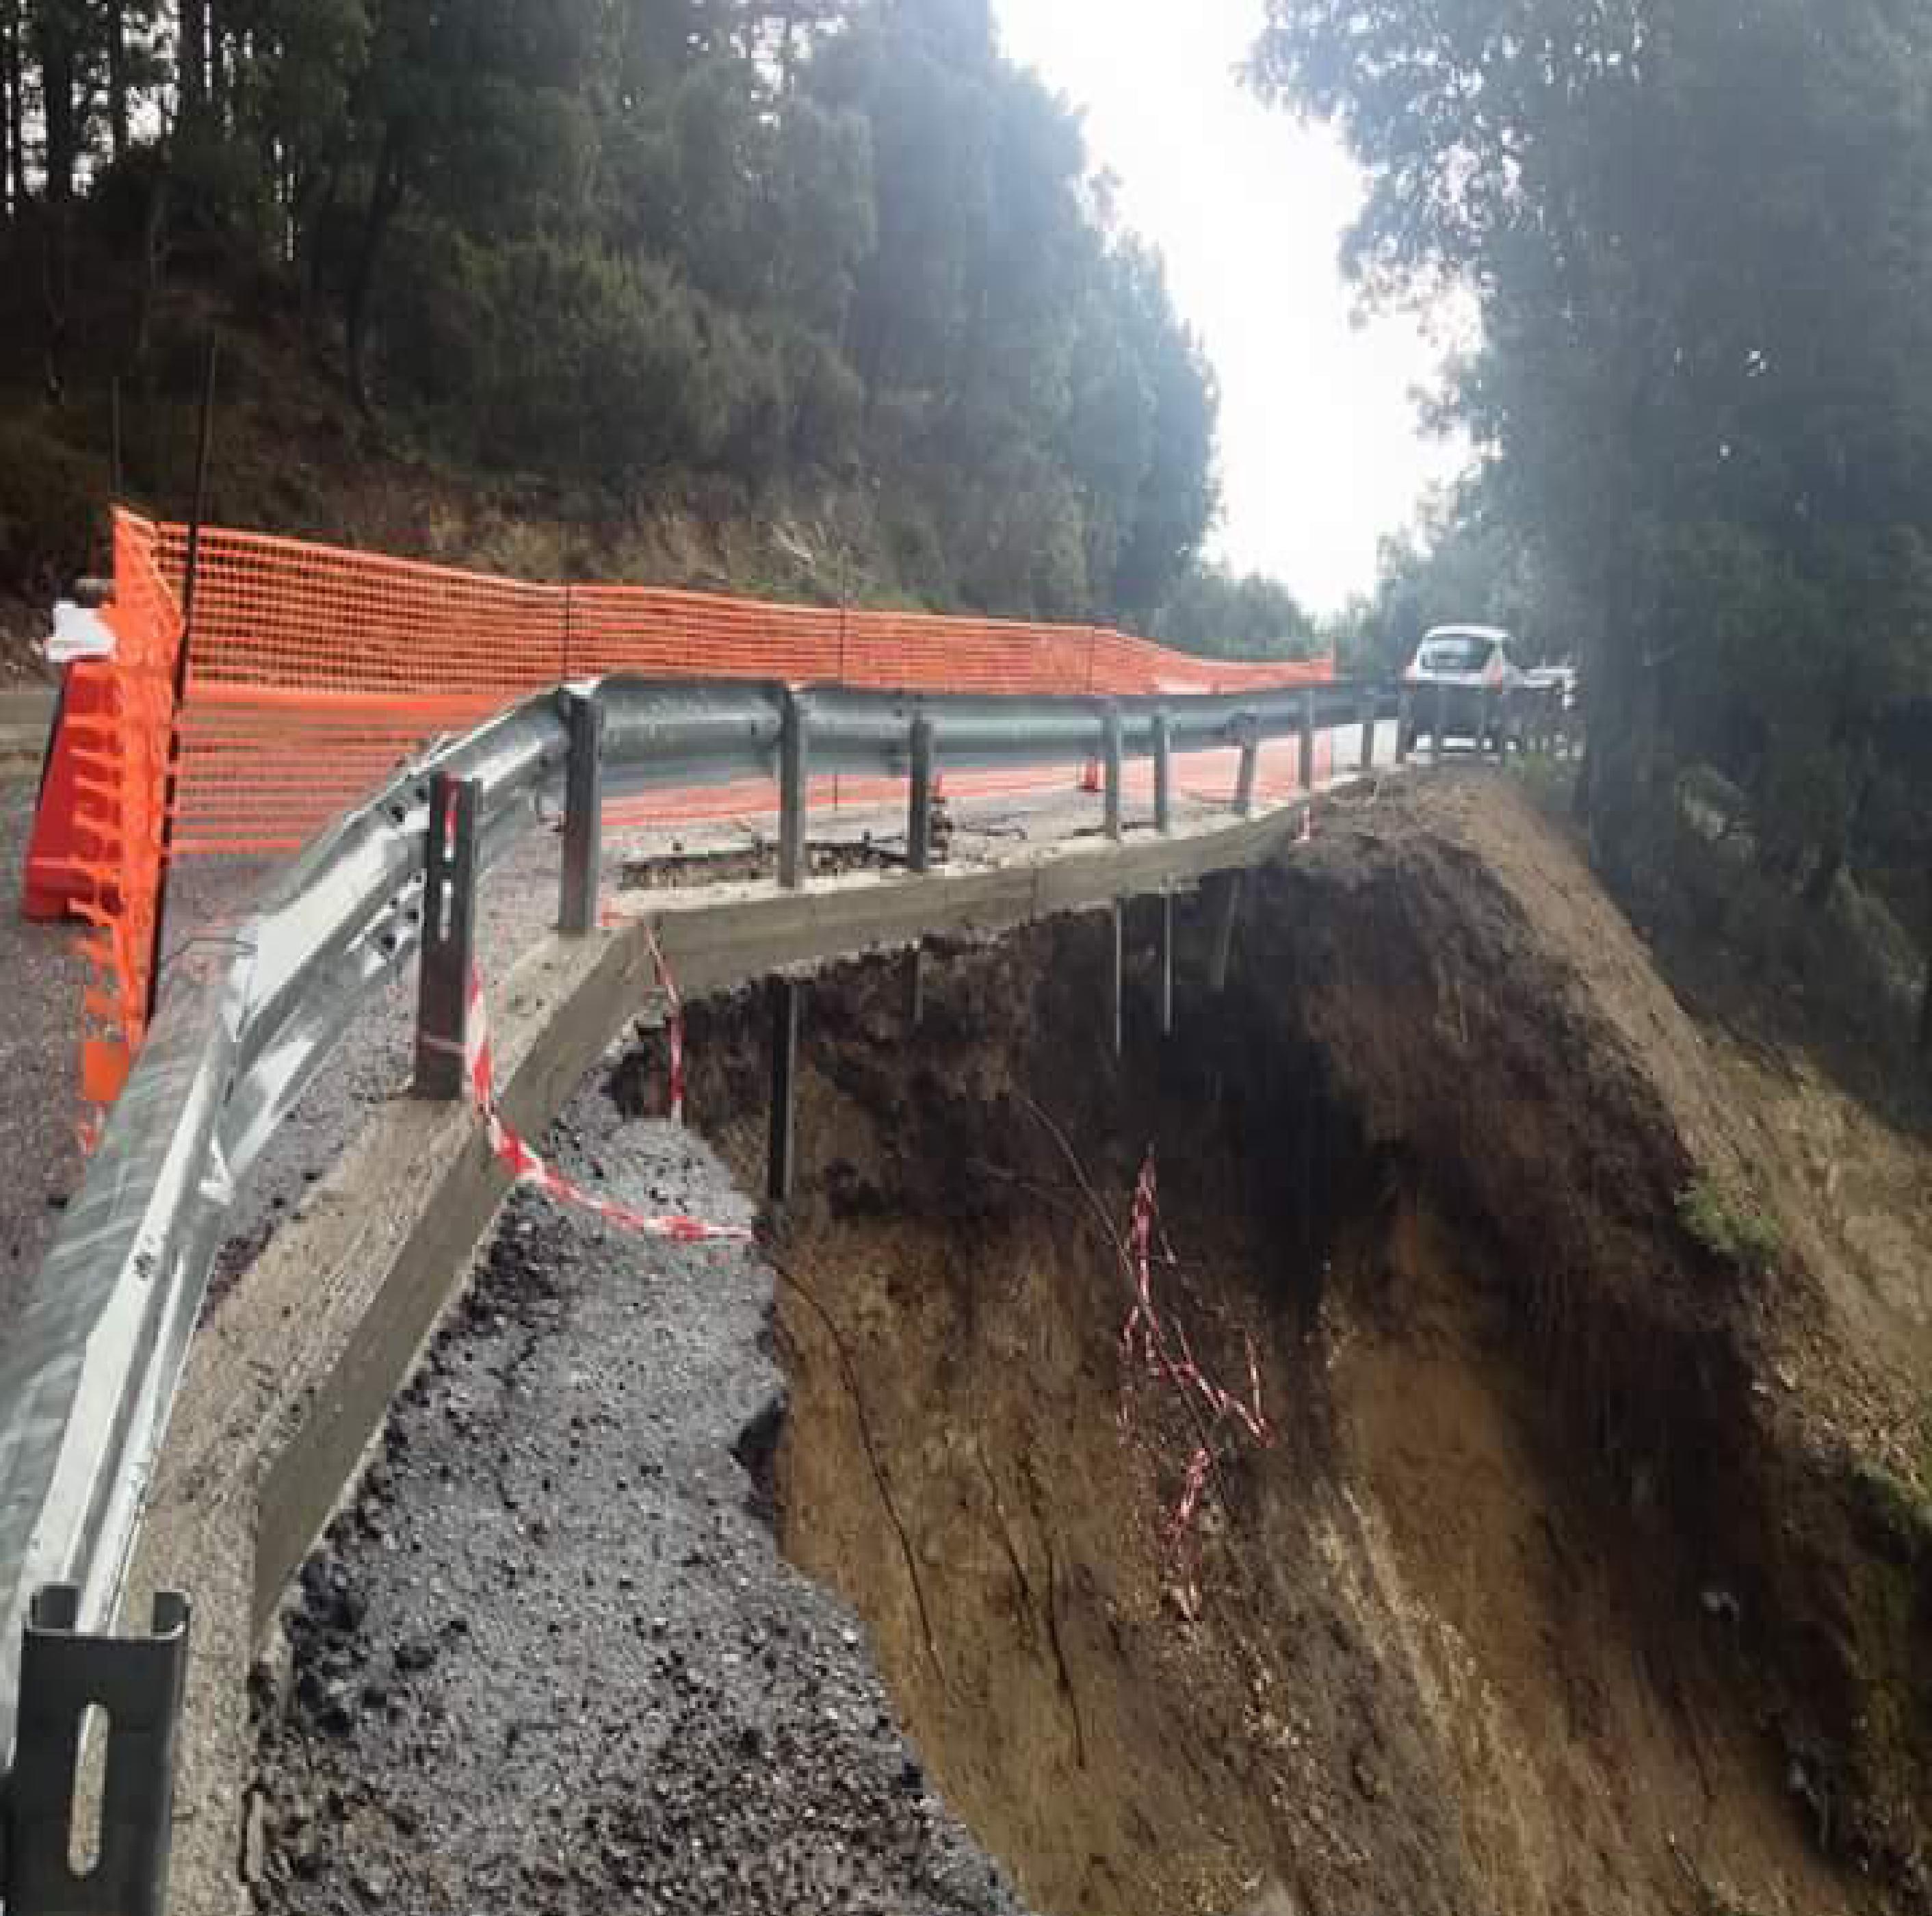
[678,773,1931,1916]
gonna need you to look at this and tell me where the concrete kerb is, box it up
[0,685,56,779]
[114,784,1353,1916]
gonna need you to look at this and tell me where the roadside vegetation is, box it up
[1255,0,1932,1086]
[0,0,1309,656]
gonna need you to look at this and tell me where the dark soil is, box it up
[663,773,1929,1916]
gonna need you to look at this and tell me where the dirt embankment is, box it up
[670,774,1931,1916]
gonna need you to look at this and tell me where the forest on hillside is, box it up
[0,0,1329,649]
[1260,0,1932,1070]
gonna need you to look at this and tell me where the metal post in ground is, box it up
[3,1587,192,1916]
[1106,901,1124,1057]
[1397,688,1413,766]
[1159,888,1175,1037]
[414,773,480,1101]
[905,945,924,1028]
[144,335,219,1028]
[1358,684,1376,775]
[767,976,800,1209]
[1433,679,1449,762]
[1152,711,1173,834]
[1102,703,1124,842]
[1208,872,1242,993]
[1233,716,1260,818]
[907,715,935,876]
[558,690,603,935]
[778,690,809,891]
[1298,687,1317,793]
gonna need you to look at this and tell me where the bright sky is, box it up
[995,0,1467,614]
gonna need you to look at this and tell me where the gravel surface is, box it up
[251,1075,1031,1916]
[0,775,88,1328]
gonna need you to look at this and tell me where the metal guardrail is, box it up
[0,667,1541,1909]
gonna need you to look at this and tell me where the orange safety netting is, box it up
[75,509,1331,1098]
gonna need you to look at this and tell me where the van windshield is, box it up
[1420,636,1492,673]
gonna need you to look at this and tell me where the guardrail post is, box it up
[767,976,800,1209]
[1298,688,1317,793]
[415,772,480,1101]
[1433,679,1449,761]
[1233,716,1261,818]
[558,690,604,935]
[1102,703,1125,842]
[779,691,809,892]
[1358,685,1377,774]
[1152,711,1173,834]
[3,1587,191,1916]
[1485,689,1504,762]
[907,716,935,876]
[1396,688,1413,765]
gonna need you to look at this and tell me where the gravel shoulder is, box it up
[0,774,88,1328]
[250,1068,1030,1916]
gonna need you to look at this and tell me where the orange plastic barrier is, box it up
[60,510,1331,1102]
[64,515,187,1106]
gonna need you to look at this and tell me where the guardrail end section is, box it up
[3,1587,191,1916]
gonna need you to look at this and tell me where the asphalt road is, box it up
[0,774,86,1332]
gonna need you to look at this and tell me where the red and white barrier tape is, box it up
[1118,1148,1272,1559]
[462,964,749,1244]
[601,905,686,1125]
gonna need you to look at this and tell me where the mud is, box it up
[666,773,1929,1916]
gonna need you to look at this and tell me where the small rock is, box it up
[240,1789,269,1884]
[393,1635,438,1675]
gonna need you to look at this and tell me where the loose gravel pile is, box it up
[250,1074,1030,1916]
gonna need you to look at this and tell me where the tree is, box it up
[1155,562,1316,662]
[1255,0,1932,906]
[1,0,22,216]
[31,0,83,203]
[0,0,1225,627]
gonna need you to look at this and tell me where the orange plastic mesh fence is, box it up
[77,510,1331,1101]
